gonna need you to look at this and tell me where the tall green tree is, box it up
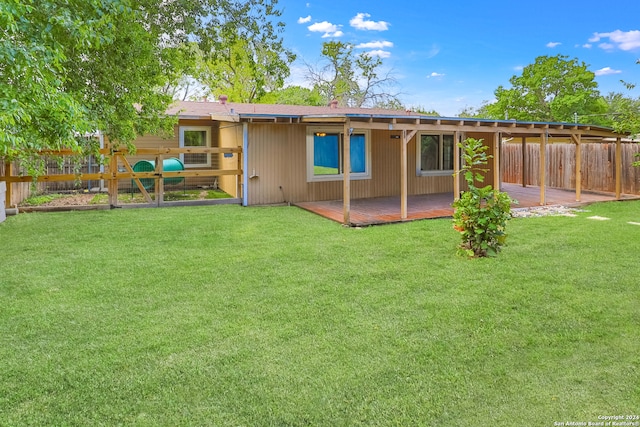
[0,0,289,172]
[307,41,399,108]
[485,55,607,123]
[196,34,295,103]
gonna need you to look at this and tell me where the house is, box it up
[1,99,629,224]
[150,99,627,224]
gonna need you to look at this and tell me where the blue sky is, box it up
[276,0,640,116]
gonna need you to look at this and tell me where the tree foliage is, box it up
[452,138,514,258]
[257,86,325,106]
[485,55,607,123]
[1,0,289,172]
[306,41,399,108]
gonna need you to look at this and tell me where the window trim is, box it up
[306,126,371,182]
[416,132,455,177]
[179,126,211,168]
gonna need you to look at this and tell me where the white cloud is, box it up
[546,41,562,48]
[367,49,391,58]
[514,65,524,71]
[427,44,440,59]
[582,43,593,49]
[355,40,394,49]
[594,67,622,76]
[298,15,311,24]
[350,13,389,31]
[308,21,343,38]
[589,30,640,51]
[427,72,445,78]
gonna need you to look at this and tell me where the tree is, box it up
[196,33,295,103]
[452,138,514,258]
[306,41,399,108]
[484,55,607,123]
[0,0,289,173]
[257,86,325,106]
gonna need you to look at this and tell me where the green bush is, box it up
[452,138,515,257]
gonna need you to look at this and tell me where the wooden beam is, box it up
[108,150,118,207]
[573,134,582,202]
[522,137,527,188]
[453,132,461,200]
[539,132,546,205]
[343,120,351,225]
[616,137,622,200]
[155,153,164,206]
[401,130,408,220]
[493,132,501,191]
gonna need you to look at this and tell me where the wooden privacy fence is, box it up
[1,146,243,208]
[502,142,640,195]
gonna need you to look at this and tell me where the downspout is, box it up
[242,122,248,206]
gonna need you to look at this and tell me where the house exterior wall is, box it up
[243,125,499,205]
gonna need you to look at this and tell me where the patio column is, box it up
[493,132,501,191]
[401,129,407,219]
[572,134,582,202]
[522,137,527,187]
[616,137,622,200]
[400,129,417,220]
[453,131,461,199]
[539,131,547,205]
[343,120,351,225]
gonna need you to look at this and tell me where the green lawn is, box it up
[1,201,639,426]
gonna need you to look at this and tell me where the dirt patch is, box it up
[43,194,97,207]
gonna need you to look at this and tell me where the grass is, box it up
[1,201,639,426]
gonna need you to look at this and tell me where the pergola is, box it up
[299,114,627,225]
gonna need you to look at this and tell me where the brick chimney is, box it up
[219,95,228,105]
[329,99,338,109]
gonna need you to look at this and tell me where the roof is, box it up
[167,100,625,139]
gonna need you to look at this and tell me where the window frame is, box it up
[306,126,371,182]
[179,126,211,168]
[416,132,455,177]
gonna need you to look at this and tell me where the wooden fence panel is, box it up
[502,142,640,195]
[0,162,32,207]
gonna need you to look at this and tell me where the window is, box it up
[307,127,371,181]
[179,126,211,167]
[417,133,454,176]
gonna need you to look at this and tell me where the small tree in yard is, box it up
[452,138,515,258]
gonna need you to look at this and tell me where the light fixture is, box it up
[315,132,327,137]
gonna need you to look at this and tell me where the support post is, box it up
[401,129,408,220]
[522,137,527,187]
[156,153,164,206]
[453,132,461,199]
[539,132,546,205]
[108,148,118,207]
[573,134,582,202]
[615,137,622,200]
[342,120,351,225]
[493,132,501,191]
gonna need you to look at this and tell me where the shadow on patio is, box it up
[295,183,640,226]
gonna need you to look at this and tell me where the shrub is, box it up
[452,138,515,257]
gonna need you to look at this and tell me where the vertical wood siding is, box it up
[244,125,485,205]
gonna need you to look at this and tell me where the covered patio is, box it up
[295,183,639,226]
